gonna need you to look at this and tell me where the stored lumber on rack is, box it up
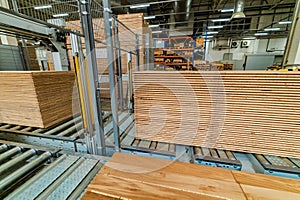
[0,71,77,128]
[82,152,300,199]
[134,71,300,158]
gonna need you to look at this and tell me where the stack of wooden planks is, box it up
[82,152,300,199]
[0,71,77,128]
[134,71,300,158]
[118,13,153,72]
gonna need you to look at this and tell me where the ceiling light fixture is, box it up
[264,27,280,31]
[201,35,214,38]
[212,18,231,22]
[149,24,159,28]
[144,16,156,20]
[34,5,52,10]
[207,25,224,29]
[53,13,69,17]
[243,37,256,40]
[221,8,234,12]
[206,31,218,34]
[130,3,150,9]
[255,32,268,36]
[279,21,292,24]
[152,30,162,34]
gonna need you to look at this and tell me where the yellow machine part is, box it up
[74,55,95,129]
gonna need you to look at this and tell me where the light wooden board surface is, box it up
[83,153,300,200]
[0,71,77,128]
[134,71,300,158]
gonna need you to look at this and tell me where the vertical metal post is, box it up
[282,0,300,67]
[103,0,120,152]
[127,52,134,113]
[79,0,106,155]
[12,0,18,12]
[145,33,150,70]
[113,19,124,110]
[135,34,140,71]
[21,38,31,70]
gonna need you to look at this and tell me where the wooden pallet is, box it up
[0,71,77,128]
[82,153,300,199]
[134,71,300,158]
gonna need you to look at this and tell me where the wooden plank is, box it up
[134,71,300,158]
[232,170,300,200]
[83,174,222,200]
[0,71,77,128]
[83,153,245,200]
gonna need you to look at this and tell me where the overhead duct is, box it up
[174,0,193,23]
[173,1,186,23]
[231,0,246,19]
[185,0,193,21]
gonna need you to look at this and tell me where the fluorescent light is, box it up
[152,30,162,34]
[264,27,280,31]
[130,3,150,9]
[34,5,52,10]
[212,18,231,22]
[149,24,159,28]
[221,8,234,13]
[243,37,256,40]
[207,25,224,29]
[53,13,69,17]
[144,16,156,20]
[255,32,268,36]
[206,31,218,34]
[202,35,213,38]
[279,21,292,24]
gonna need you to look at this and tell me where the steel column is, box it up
[145,33,150,70]
[79,0,106,155]
[103,0,120,152]
[113,19,124,110]
[127,52,134,113]
[135,34,140,71]
[282,0,300,67]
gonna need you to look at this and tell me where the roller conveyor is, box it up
[0,140,106,199]
[252,153,300,179]
[2,112,300,177]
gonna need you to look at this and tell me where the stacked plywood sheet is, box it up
[118,13,152,72]
[134,71,300,158]
[83,152,300,199]
[0,71,77,128]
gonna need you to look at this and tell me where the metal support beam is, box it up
[145,33,150,70]
[79,0,106,155]
[135,34,140,71]
[103,0,120,152]
[113,19,124,110]
[127,52,134,113]
[283,0,300,68]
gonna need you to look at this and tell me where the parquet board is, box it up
[0,71,77,128]
[83,153,300,199]
[134,71,300,158]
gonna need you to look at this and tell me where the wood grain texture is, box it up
[134,71,300,158]
[83,152,246,200]
[232,171,300,200]
[83,153,300,200]
[0,71,77,128]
